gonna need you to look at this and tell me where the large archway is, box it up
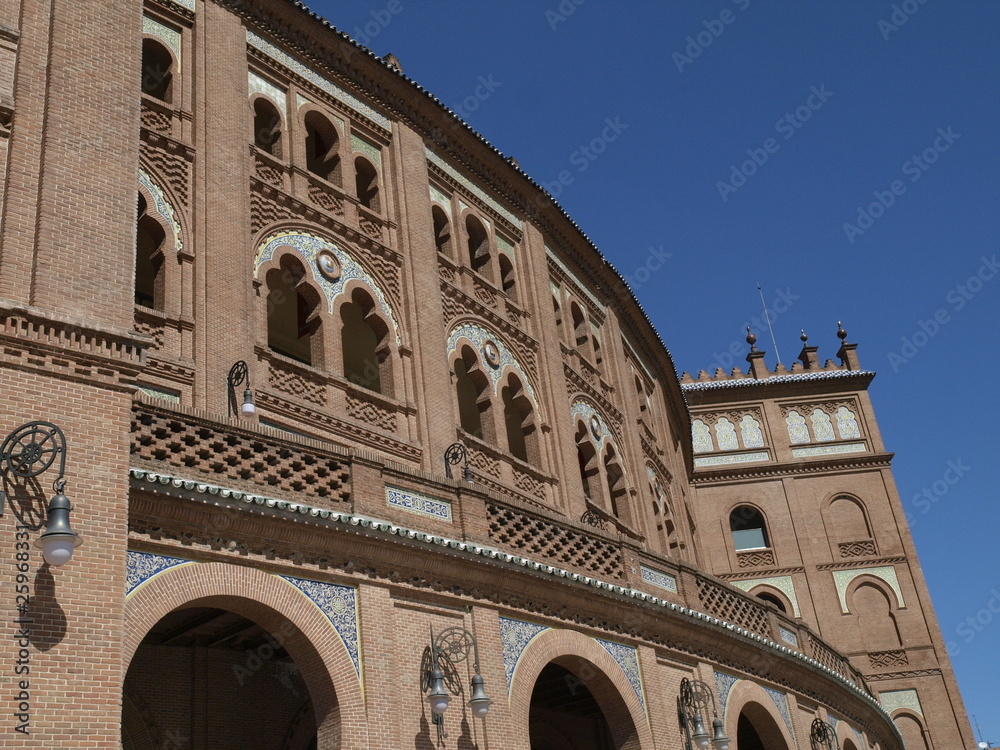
[123,561,366,750]
[511,629,652,750]
[123,605,321,750]
[723,680,793,750]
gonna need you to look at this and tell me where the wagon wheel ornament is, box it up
[810,718,838,750]
[680,676,713,712]
[0,421,67,483]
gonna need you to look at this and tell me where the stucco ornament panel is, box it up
[351,132,381,167]
[448,323,537,404]
[125,550,194,597]
[879,688,922,717]
[731,576,800,617]
[248,70,287,112]
[833,566,904,613]
[811,408,836,441]
[498,617,549,697]
[595,638,645,712]
[692,419,713,454]
[786,410,810,444]
[570,399,625,474]
[427,148,522,229]
[278,576,362,686]
[836,406,862,439]
[255,231,400,344]
[740,414,765,448]
[138,168,182,254]
[715,417,739,450]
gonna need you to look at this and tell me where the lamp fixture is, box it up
[422,625,491,740]
[810,717,839,750]
[0,421,83,566]
[444,442,473,482]
[227,360,255,417]
[678,678,730,750]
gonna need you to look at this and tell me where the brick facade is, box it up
[0,0,972,748]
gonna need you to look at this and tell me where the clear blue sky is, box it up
[310,1,999,739]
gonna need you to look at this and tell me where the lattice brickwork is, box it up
[346,393,396,432]
[869,649,908,668]
[737,549,776,568]
[513,468,546,500]
[839,539,877,558]
[808,634,854,682]
[486,503,623,579]
[308,184,344,215]
[696,579,770,635]
[268,361,326,405]
[131,405,351,504]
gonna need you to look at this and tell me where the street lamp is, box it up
[444,442,472,482]
[678,678,729,750]
[228,360,256,417]
[810,717,839,750]
[422,625,491,739]
[0,422,83,566]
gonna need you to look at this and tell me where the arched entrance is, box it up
[723,681,794,750]
[123,561,366,750]
[122,605,321,750]
[734,702,789,750]
[529,663,615,749]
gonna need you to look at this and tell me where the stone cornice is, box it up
[816,556,907,571]
[691,452,893,484]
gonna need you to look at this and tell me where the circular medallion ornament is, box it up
[329,596,348,615]
[316,250,341,281]
[482,340,501,368]
[589,415,602,439]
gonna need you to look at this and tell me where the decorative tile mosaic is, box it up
[715,417,739,451]
[254,232,400,344]
[693,451,769,468]
[426,149,521,228]
[279,576,361,683]
[138,168,182,254]
[731,576,800,617]
[385,486,452,523]
[878,688,922,717]
[447,323,536,405]
[836,406,861,439]
[740,414,764,448]
[429,184,452,218]
[167,0,195,10]
[496,235,515,260]
[544,245,603,310]
[853,726,866,748]
[763,687,795,740]
[786,410,810,444]
[714,671,739,715]
[792,442,866,458]
[778,626,798,647]
[247,30,391,130]
[570,400,625,474]
[134,383,181,403]
[142,15,181,67]
[499,617,549,695]
[833,566,903,613]
[126,550,192,597]
[248,70,287,113]
[639,565,677,593]
[691,419,713,454]
[811,409,835,441]
[829,715,839,730]
[351,132,381,168]
[596,638,645,711]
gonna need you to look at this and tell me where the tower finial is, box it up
[746,326,758,352]
[837,321,847,341]
[800,329,808,343]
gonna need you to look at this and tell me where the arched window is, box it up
[755,591,787,613]
[354,157,379,211]
[570,302,588,349]
[340,288,392,396]
[576,424,599,502]
[591,325,603,365]
[432,206,452,256]
[466,216,490,277]
[135,193,166,310]
[253,98,283,158]
[141,38,173,103]
[603,446,626,518]
[499,254,516,299]
[501,374,535,463]
[266,257,319,365]
[304,111,340,184]
[830,495,871,542]
[894,715,930,750]
[730,506,769,551]
[454,347,493,443]
[552,291,563,336]
[852,582,902,652]
[650,476,677,553]
[635,375,647,413]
